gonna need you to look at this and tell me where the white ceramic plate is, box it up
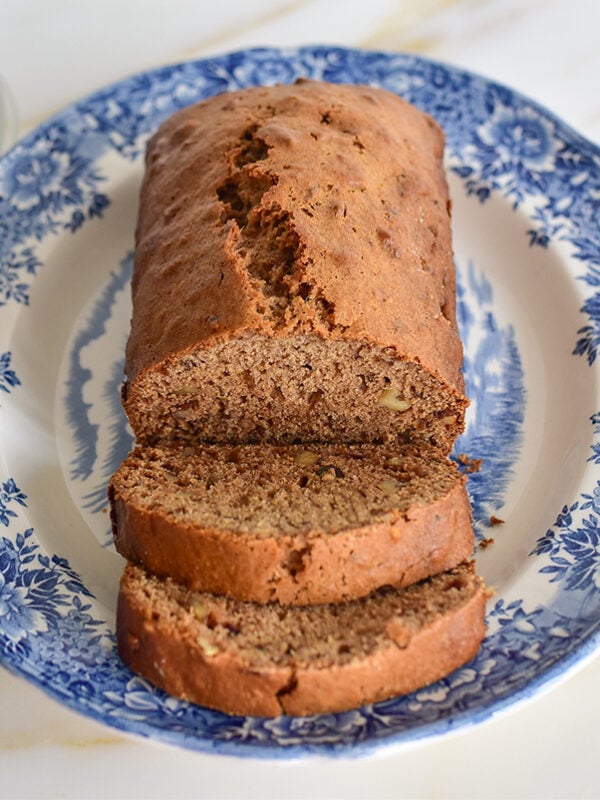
[1,46,599,758]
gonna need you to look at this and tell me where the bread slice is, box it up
[123,80,467,454]
[110,442,474,605]
[117,560,486,717]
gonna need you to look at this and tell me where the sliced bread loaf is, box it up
[123,79,467,453]
[110,442,474,605]
[112,80,485,718]
[117,560,486,717]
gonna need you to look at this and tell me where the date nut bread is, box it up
[110,442,475,605]
[112,80,487,718]
[117,560,486,717]
[123,79,468,453]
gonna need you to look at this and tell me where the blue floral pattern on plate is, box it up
[0,46,599,757]
[0,351,20,394]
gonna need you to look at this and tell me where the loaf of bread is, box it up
[123,79,467,453]
[110,442,475,605]
[112,80,486,719]
[117,561,486,717]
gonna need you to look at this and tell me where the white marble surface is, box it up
[1,1,600,797]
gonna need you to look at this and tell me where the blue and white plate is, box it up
[1,46,599,758]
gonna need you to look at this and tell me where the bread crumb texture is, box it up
[112,443,461,536]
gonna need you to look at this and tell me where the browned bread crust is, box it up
[123,79,467,453]
[110,443,475,605]
[117,561,486,717]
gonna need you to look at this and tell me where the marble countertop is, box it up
[1,1,599,797]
